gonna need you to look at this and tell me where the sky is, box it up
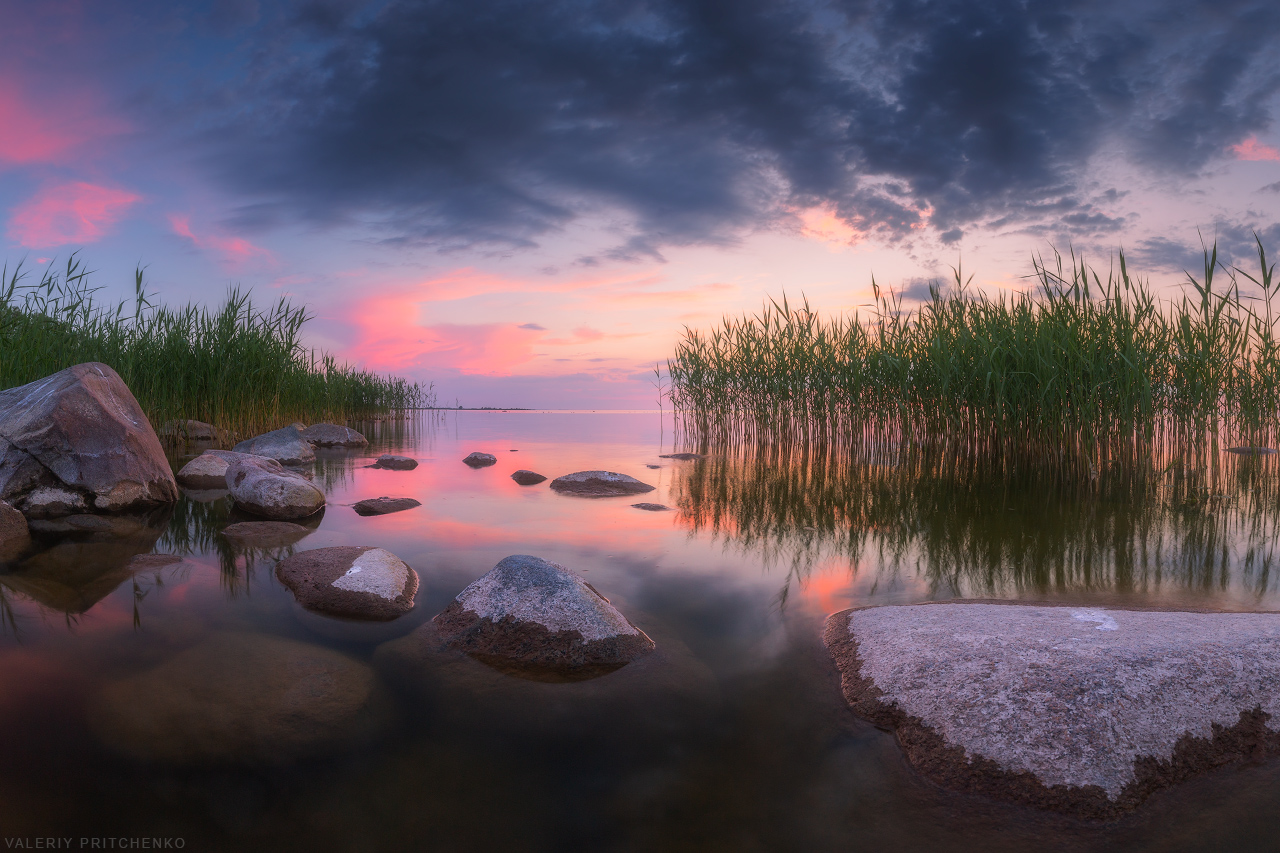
[4,0,1280,408]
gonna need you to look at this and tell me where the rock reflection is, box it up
[668,441,1280,603]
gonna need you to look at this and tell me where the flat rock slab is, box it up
[463,452,497,467]
[826,603,1280,818]
[353,496,421,516]
[233,426,316,465]
[276,546,419,620]
[658,453,703,460]
[510,470,547,485]
[434,554,654,680]
[549,471,654,498]
[302,423,368,447]
[220,521,313,549]
[631,503,672,511]
[370,454,417,470]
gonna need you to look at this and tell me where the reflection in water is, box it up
[669,440,1280,606]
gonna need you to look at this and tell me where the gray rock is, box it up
[276,546,419,620]
[225,456,325,520]
[510,470,547,485]
[220,521,313,549]
[433,555,654,679]
[233,425,316,465]
[371,454,417,470]
[352,497,421,516]
[658,452,704,460]
[302,423,368,447]
[463,452,498,468]
[0,363,178,514]
[0,499,30,561]
[631,503,672,511]
[826,603,1280,818]
[89,632,388,764]
[176,450,262,489]
[549,470,655,498]
[20,485,88,518]
[158,419,218,441]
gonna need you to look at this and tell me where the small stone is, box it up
[233,426,316,465]
[221,521,313,549]
[631,503,672,511]
[369,454,417,470]
[549,471,655,497]
[510,470,547,486]
[276,546,419,620]
[302,423,368,447]
[158,419,218,441]
[352,497,421,516]
[225,456,325,520]
[176,450,262,489]
[463,452,498,467]
[658,453,703,460]
[645,464,661,469]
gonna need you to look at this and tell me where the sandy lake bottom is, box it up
[4,411,1280,851]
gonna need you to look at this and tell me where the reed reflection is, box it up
[669,439,1280,605]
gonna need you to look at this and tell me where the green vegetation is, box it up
[669,238,1280,473]
[0,255,429,439]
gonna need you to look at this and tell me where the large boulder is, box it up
[0,363,178,515]
[0,499,30,562]
[549,471,655,498]
[302,423,368,447]
[176,450,262,489]
[89,632,389,764]
[276,546,419,620]
[225,456,325,520]
[826,603,1280,819]
[233,426,315,465]
[434,554,654,680]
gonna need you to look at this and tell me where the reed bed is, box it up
[669,238,1280,473]
[0,255,429,438]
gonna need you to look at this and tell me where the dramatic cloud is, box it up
[1234,136,1280,162]
[195,0,1280,256]
[7,182,140,248]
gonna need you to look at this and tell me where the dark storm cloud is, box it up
[1133,220,1280,274]
[203,0,1280,254]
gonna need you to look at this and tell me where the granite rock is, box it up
[371,454,417,470]
[302,423,368,447]
[225,456,325,520]
[276,546,419,620]
[352,497,421,516]
[233,426,316,465]
[463,452,498,468]
[176,450,263,489]
[548,471,655,498]
[510,470,547,486]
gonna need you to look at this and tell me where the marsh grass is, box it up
[669,238,1280,474]
[0,255,429,439]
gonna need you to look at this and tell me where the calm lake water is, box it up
[4,411,1280,851]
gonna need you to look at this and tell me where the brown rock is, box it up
[275,546,419,620]
[352,497,421,516]
[370,454,417,470]
[0,363,178,514]
[548,471,655,498]
[510,470,547,485]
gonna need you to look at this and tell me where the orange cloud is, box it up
[7,182,139,247]
[795,204,865,247]
[1232,137,1280,162]
[169,214,273,268]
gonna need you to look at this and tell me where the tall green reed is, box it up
[669,238,1280,475]
[0,255,431,438]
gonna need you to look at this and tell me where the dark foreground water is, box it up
[4,412,1280,851]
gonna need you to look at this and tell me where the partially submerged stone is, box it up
[548,471,655,498]
[826,603,1280,819]
[158,419,218,441]
[434,554,654,679]
[233,425,316,465]
[510,470,547,485]
[0,363,178,515]
[220,520,313,550]
[370,454,418,471]
[0,499,30,561]
[631,503,672,512]
[463,452,497,468]
[658,453,704,460]
[225,456,325,520]
[89,632,387,764]
[302,423,368,447]
[352,497,421,516]
[276,546,419,620]
[176,450,262,489]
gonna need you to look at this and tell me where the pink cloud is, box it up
[0,81,129,166]
[169,214,273,268]
[1232,137,1280,162]
[7,182,140,247]
[793,203,866,247]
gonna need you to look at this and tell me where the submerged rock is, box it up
[548,471,655,498]
[0,363,178,516]
[826,603,1280,819]
[463,452,498,468]
[0,499,30,561]
[220,520,314,550]
[302,423,368,447]
[276,546,419,620]
[370,454,417,470]
[158,419,218,442]
[631,503,672,512]
[352,496,421,516]
[510,470,547,486]
[434,554,654,679]
[89,632,387,764]
[176,450,262,489]
[225,456,325,520]
[233,425,316,465]
[658,453,704,460]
